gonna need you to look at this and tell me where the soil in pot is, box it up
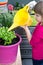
[0,36,20,46]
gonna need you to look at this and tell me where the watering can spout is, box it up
[8,23,18,31]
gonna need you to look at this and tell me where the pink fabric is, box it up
[30,22,43,60]
[8,4,14,11]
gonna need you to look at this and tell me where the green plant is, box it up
[0,27,16,45]
[0,12,16,27]
[15,2,24,10]
[31,15,37,26]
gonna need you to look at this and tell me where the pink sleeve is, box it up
[40,31,43,39]
[30,37,40,47]
[30,22,41,47]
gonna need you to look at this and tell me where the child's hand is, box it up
[21,25,32,42]
[21,26,28,30]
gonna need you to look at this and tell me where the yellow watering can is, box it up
[8,5,33,31]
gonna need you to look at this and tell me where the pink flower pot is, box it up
[0,33,22,65]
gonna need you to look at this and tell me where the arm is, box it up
[23,26,38,47]
[22,26,32,43]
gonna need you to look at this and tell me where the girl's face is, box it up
[34,13,42,22]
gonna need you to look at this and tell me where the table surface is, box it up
[0,46,22,65]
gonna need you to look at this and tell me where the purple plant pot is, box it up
[0,33,22,65]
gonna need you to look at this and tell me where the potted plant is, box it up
[0,26,22,65]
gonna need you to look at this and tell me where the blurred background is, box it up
[8,0,38,5]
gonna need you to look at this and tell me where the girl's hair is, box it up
[33,1,43,15]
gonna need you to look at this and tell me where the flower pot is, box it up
[0,33,22,65]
